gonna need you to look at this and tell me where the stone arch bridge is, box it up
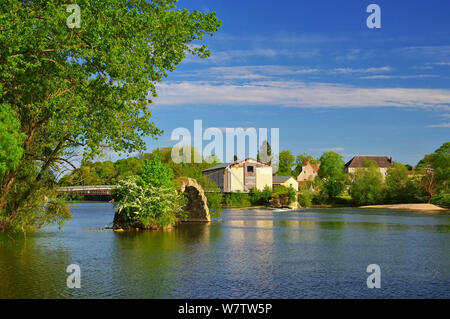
[57,180,210,222]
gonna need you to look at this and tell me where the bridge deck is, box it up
[57,185,116,196]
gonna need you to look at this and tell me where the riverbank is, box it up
[359,203,447,211]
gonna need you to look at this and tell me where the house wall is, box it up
[229,167,244,192]
[297,164,318,182]
[223,169,230,193]
[273,178,299,191]
[347,167,389,178]
[283,178,298,191]
[204,159,273,193]
[203,169,225,191]
[256,166,272,190]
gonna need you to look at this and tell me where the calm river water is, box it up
[0,202,449,298]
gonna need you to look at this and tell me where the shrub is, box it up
[384,164,423,203]
[138,155,174,188]
[297,183,312,208]
[197,175,223,217]
[223,192,251,207]
[272,185,296,204]
[312,191,329,205]
[249,186,272,206]
[431,193,450,208]
[348,161,384,205]
[113,157,186,229]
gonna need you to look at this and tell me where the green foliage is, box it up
[384,163,423,203]
[249,186,272,206]
[417,142,449,194]
[348,160,384,205]
[61,147,221,188]
[113,156,188,228]
[431,193,450,208]
[137,155,174,188]
[0,103,25,177]
[0,0,221,231]
[0,160,71,232]
[297,182,313,208]
[196,175,223,217]
[223,192,251,207]
[113,176,186,229]
[272,185,296,204]
[318,152,346,198]
[277,150,295,176]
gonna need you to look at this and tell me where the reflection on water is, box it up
[0,203,449,298]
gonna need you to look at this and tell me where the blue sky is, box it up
[136,0,450,166]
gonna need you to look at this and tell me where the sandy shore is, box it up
[359,203,447,211]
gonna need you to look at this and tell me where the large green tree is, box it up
[277,150,295,176]
[318,151,345,199]
[348,160,384,205]
[0,103,25,176]
[0,0,221,231]
[384,163,422,204]
[417,142,449,195]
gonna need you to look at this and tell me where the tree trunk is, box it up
[0,172,18,213]
[9,138,66,215]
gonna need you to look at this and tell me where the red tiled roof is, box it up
[345,156,394,168]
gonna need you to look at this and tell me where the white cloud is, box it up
[428,123,450,128]
[184,48,320,64]
[179,65,394,82]
[182,65,320,80]
[153,80,450,109]
[412,64,434,70]
[333,66,392,74]
[361,74,438,80]
[399,46,450,58]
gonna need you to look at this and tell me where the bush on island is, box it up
[112,156,187,230]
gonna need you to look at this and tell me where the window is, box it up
[247,166,254,173]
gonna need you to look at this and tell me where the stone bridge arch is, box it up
[177,178,210,222]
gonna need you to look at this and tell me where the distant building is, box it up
[273,176,298,191]
[344,156,394,176]
[202,158,272,193]
[297,160,320,183]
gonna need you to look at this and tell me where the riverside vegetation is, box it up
[60,142,450,212]
[0,0,221,232]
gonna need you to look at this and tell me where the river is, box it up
[0,202,449,298]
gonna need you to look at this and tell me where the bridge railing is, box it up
[57,185,117,195]
[57,185,117,191]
